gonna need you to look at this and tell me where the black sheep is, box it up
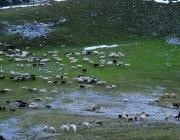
[46,105,51,108]
[95,120,103,126]
[82,69,87,72]
[93,64,99,67]
[61,81,66,84]
[0,75,5,80]
[80,85,86,88]
[0,135,6,140]
[0,90,7,94]
[178,111,180,121]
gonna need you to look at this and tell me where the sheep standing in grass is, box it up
[69,124,77,132]
[49,126,56,133]
[128,116,137,122]
[118,114,128,121]
[60,125,69,131]
[95,120,103,126]
[170,93,176,98]
[51,90,57,93]
[83,122,90,128]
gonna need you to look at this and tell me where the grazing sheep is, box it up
[80,84,86,88]
[96,81,107,85]
[77,64,83,68]
[46,105,51,108]
[170,93,176,98]
[173,103,180,108]
[148,99,159,104]
[91,104,100,110]
[45,97,53,100]
[124,63,130,67]
[3,88,11,92]
[6,101,10,104]
[159,94,165,98]
[34,98,43,101]
[0,75,5,80]
[29,104,39,109]
[43,126,48,132]
[39,89,46,93]
[95,120,103,126]
[134,112,141,117]
[51,90,58,93]
[177,111,180,121]
[139,114,148,121]
[141,112,150,117]
[82,69,87,72]
[47,81,53,84]
[70,66,77,69]
[49,126,56,133]
[123,98,129,102]
[83,122,90,128]
[128,116,137,122]
[10,108,16,112]
[60,125,69,131]
[19,102,29,108]
[165,114,173,121]
[0,135,6,140]
[69,124,77,132]
[163,93,170,98]
[118,114,128,121]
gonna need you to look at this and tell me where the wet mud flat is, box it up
[0,90,179,139]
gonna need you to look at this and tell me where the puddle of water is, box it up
[0,118,24,140]
[48,90,179,122]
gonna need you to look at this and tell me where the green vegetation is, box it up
[0,0,180,139]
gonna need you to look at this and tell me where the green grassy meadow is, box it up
[0,0,180,139]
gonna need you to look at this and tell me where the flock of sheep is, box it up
[41,120,103,134]
[0,46,179,138]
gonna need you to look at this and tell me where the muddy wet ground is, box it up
[0,89,179,139]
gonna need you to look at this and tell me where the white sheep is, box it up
[77,64,83,68]
[49,126,56,133]
[148,99,159,104]
[47,81,53,84]
[96,81,107,85]
[21,86,29,90]
[0,51,4,55]
[128,116,137,122]
[163,93,170,98]
[70,66,77,69]
[3,88,11,92]
[29,104,39,109]
[139,114,147,121]
[43,126,48,132]
[60,125,69,131]
[51,90,57,93]
[123,98,129,102]
[170,93,176,98]
[124,63,130,67]
[69,124,77,132]
[39,89,46,93]
[83,122,90,128]
[45,97,53,100]
[165,114,173,121]
[141,112,150,117]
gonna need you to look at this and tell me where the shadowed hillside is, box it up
[0,0,180,48]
